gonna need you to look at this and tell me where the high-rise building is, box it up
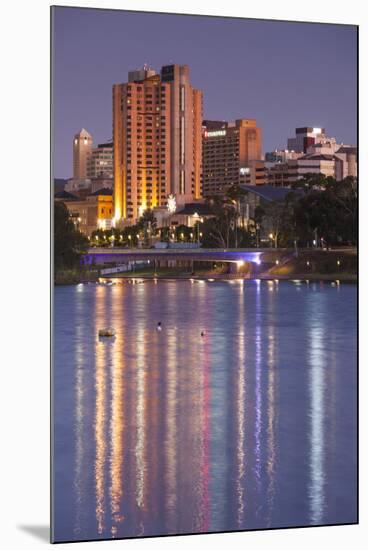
[202,119,263,195]
[87,142,113,179]
[113,64,203,223]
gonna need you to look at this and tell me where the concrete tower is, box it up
[73,128,93,180]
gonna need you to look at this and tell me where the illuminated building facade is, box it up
[113,64,203,223]
[55,188,113,235]
[202,119,263,196]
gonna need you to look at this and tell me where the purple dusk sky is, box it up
[52,7,357,179]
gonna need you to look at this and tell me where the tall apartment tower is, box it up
[113,64,203,222]
[202,119,263,195]
[73,128,93,180]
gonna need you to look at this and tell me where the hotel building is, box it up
[202,119,264,196]
[113,64,203,223]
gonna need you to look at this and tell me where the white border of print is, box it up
[1,1,366,549]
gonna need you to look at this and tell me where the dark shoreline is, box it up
[55,273,357,285]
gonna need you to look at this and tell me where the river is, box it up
[52,279,357,542]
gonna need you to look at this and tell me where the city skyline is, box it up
[52,7,357,179]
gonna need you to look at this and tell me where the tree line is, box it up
[54,173,357,272]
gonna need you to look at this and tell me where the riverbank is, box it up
[54,268,99,285]
[54,249,357,284]
[102,271,356,283]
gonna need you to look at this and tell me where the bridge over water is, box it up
[82,247,288,266]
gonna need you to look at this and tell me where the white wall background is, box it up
[0,1,366,548]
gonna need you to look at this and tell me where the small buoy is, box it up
[157,322,162,332]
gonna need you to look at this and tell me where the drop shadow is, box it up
[17,525,50,543]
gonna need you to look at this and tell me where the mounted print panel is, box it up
[51,6,358,544]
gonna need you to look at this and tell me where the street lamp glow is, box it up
[269,233,273,239]
[237,260,244,267]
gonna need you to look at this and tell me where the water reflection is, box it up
[266,323,277,527]
[53,281,357,542]
[254,284,263,512]
[73,292,86,538]
[135,324,147,512]
[95,287,108,535]
[308,311,326,524]
[236,285,246,526]
[109,288,125,536]
[164,323,178,533]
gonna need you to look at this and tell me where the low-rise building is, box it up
[55,188,113,235]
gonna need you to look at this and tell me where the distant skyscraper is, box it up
[202,119,263,195]
[73,128,93,180]
[113,64,203,222]
[287,127,325,153]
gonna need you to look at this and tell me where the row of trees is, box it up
[254,175,357,247]
[54,202,89,269]
[199,174,357,248]
[54,174,357,270]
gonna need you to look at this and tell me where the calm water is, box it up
[52,279,357,542]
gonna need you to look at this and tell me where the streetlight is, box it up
[128,234,132,247]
